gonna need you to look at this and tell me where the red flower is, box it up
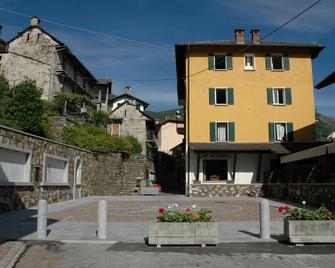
[155,184,161,190]
[158,208,165,214]
[278,205,289,213]
[186,208,192,212]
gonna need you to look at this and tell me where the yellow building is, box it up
[175,29,324,196]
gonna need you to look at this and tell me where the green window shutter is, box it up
[210,122,216,142]
[227,54,233,70]
[285,88,292,105]
[269,122,275,142]
[209,88,215,105]
[265,54,271,70]
[267,88,273,105]
[287,122,294,142]
[283,54,290,70]
[228,88,234,105]
[208,54,214,70]
[228,122,235,142]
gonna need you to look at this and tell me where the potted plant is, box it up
[148,204,218,247]
[209,174,220,181]
[140,181,161,195]
[278,204,335,243]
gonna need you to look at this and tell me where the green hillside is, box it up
[316,113,335,141]
[146,108,183,122]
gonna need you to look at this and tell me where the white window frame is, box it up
[42,154,69,186]
[213,53,227,70]
[271,54,284,71]
[214,87,228,105]
[244,54,255,70]
[274,122,288,142]
[0,144,33,186]
[272,87,286,105]
[200,155,232,184]
[215,121,229,142]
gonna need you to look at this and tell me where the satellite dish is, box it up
[327,131,335,142]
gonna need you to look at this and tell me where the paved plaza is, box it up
[0,195,290,242]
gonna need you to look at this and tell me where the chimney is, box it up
[234,28,245,44]
[124,86,131,95]
[30,16,41,27]
[251,29,260,44]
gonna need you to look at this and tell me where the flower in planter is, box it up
[302,200,306,206]
[154,184,161,191]
[278,204,335,221]
[174,203,179,207]
[186,208,192,212]
[158,208,166,214]
[192,204,197,209]
[156,207,212,223]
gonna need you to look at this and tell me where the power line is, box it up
[186,0,323,79]
[0,7,172,51]
[0,0,323,83]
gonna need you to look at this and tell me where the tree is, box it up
[7,80,45,135]
[89,110,111,128]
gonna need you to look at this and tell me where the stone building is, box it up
[0,17,110,102]
[106,87,156,157]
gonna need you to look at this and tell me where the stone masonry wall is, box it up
[262,183,335,209]
[91,154,154,195]
[0,125,93,212]
[191,184,263,197]
[110,103,148,155]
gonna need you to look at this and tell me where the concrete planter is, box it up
[148,222,218,247]
[140,187,159,195]
[284,218,335,243]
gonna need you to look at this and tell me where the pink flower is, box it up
[186,208,192,212]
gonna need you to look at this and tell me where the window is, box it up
[203,159,228,181]
[244,54,255,70]
[0,146,32,184]
[215,88,227,104]
[274,123,287,142]
[216,122,228,142]
[267,87,292,105]
[111,121,121,136]
[273,88,285,105]
[42,154,69,185]
[214,54,227,70]
[271,55,283,70]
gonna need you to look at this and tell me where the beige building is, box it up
[157,117,184,155]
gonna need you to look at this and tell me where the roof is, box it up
[110,101,154,121]
[315,71,335,89]
[189,142,326,155]
[157,115,184,126]
[8,25,96,82]
[281,142,335,163]
[108,93,149,108]
[0,38,7,53]
[175,40,325,103]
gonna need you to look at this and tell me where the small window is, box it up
[216,122,228,142]
[244,54,255,70]
[214,54,227,70]
[274,123,287,142]
[273,88,286,105]
[215,88,227,104]
[271,55,283,70]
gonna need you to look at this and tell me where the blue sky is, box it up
[1,0,335,114]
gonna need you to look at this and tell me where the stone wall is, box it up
[190,184,263,197]
[262,183,335,208]
[0,125,93,212]
[91,154,154,195]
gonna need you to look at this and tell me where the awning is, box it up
[189,143,291,154]
[280,142,335,163]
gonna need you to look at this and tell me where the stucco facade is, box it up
[157,121,184,155]
[175,29,324,195]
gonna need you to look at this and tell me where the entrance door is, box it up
[73,157,82,199]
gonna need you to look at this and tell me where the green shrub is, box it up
[279,205,335,220]
[157,208,212,222]
[62,124,142,156]
[89,110,111,128]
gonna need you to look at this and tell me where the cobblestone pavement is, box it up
[48,198,285,222]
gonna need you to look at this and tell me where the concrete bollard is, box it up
[37,199,48,240]
[98,199,107,240]
[260,199,270,240]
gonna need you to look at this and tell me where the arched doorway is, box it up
[73,157,82,199]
